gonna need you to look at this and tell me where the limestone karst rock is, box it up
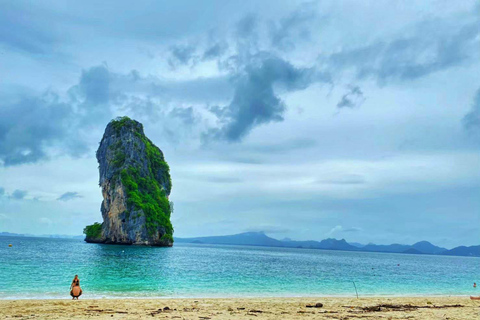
[84,117,173,246]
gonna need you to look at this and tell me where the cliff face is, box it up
[84,117,173,246]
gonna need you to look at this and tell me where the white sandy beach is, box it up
[1,296,478,319]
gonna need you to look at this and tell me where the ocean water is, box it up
[0,236,478,299]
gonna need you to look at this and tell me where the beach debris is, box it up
[306,303,323,308]
[149,308,164,316]
[227,307,234,311]
[361,304,417,312]
[428,304,463,308]
[348,304,465,313]
[237,307,245,310]
[352,281,359,299]
[183,307,198,312]
[199,317,211,319]
[86,308,128,314]
[249,309,263,313]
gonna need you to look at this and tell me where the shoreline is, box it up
[0,293,475,301]
[1,296,478,319]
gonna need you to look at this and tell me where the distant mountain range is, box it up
[0,232,84,240]
[2,231,478,257]
[175,232,480,257]
[360,240,447,255]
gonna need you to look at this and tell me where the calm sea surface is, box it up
[0,236,478,299]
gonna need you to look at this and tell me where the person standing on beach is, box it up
[70,275,82,300]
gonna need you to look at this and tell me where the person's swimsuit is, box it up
[71,279,82,297]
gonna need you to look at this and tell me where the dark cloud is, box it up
[337,85,365,109]
[0,2,59,55]
[57,192,82,201]
[119,96,158,121]
[0,91,77,165]
[205,54,330,142]
[0,63,235,166]
[77,65,111,105]
[169,107,199,126]
[462,88,480,141]
[327,21,480,84]
[0,65,115,166]
[69,65,114,125]
[236,14,258,39]
[168,44,197,68]
[11,189,27,200]
[202,42,228,61]
[270,2,318,51]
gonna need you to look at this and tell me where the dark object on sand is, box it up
[471,296,480,300]
[306,303,323,308]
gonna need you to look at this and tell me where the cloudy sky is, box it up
[1,0,479,248]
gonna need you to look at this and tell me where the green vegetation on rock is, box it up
[111,116,134,134]
[120,167,173,238]
[83,222,103,239]
[136,132,172,194]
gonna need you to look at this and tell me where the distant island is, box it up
[84,117,174,246]
[175,231,480,257]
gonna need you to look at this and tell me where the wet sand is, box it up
[0,296,478,319]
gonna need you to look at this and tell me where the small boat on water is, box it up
[470,296,480,300]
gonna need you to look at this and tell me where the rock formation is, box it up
[84,117,173,246]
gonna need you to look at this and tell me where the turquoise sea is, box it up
[0,236,478,299]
